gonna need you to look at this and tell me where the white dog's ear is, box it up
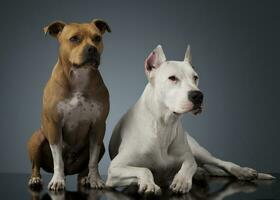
[184,45,192,63]
[144,45,166,80]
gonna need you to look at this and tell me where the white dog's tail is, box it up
[257,173,276,180]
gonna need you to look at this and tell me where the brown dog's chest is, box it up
[57,92,102,144]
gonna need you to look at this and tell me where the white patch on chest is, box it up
[56,67,102,131]
[57,92,102,131]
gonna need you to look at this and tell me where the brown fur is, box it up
[27,19,110,188]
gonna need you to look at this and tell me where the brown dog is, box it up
[27,19,111,191]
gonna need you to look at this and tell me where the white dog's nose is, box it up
[188,90,203,105]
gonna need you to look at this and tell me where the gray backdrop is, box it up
[0,0,279,176]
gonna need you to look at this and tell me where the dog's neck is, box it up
[50,60,70,89]
[51,59,102,95]
[140,83,180,126]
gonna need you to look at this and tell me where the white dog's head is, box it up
[144,45,203,115]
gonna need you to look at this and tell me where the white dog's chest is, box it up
[142,141,184,185]
[149,148,183,170]
[137,127,185,176]
[57,92,102,132]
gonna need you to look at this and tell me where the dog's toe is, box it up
[138,183,148,193]
[79,177,90,187]
[48,176,65,191]
[78,175,105,189]
[28,177,43,189]
[89,177,105,189]
[170,174,192,194]
[138,181,161,195]
[230,166,258,180]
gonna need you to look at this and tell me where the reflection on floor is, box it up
[29,174,279,200]
[0,173,279,200]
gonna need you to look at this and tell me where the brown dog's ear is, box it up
[91,19,111,34]
[43,21,66,38]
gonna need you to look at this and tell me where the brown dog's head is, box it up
[44,19,111,69]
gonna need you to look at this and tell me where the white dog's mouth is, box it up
[173,105,203,116]
[191,106,202,115]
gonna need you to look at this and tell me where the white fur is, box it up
[48,144,65,190]
[57,67,102,131]
[57,92,102,132]
[106,45,274,195]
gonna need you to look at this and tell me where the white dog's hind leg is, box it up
[186,133,275,180]
[106,165,161,195]
[203,164,231,176]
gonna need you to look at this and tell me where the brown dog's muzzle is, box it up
[81,45,100,68]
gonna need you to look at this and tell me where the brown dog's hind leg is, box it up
[27,129,45,188]
[98,142,105,162]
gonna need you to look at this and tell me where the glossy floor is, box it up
[1,173,279,200]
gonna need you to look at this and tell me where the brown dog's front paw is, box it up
[48,175,65,191]
[88,176,105,189]
[79,176,105,189]
[79,176,89,186]
[28,177,43,189]
[89,177,105,189]
[90,178,105,189]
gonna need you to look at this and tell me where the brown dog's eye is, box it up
[93,35,101,43]
[168,76,178,82]
[69,35,80,43]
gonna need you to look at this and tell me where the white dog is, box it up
[106,45,274,195]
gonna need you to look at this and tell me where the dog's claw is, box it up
[138,181,161,195]
[79,176,89,186]
[48,176,65,191]
[82,176,105,189]
[229,166,258,180]
[90,179,105,189]
[170,173,192,194]
[28,177,43,189]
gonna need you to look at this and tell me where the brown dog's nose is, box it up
[83,45,100,67]
[86,45,97,54]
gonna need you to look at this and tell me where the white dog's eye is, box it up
[168,76,178,82]
[193,75,198,82]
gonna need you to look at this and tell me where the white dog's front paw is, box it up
[48,175,65,191]
[229,166,258,180]
[170,173,192,194]
[138,180,161,195]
